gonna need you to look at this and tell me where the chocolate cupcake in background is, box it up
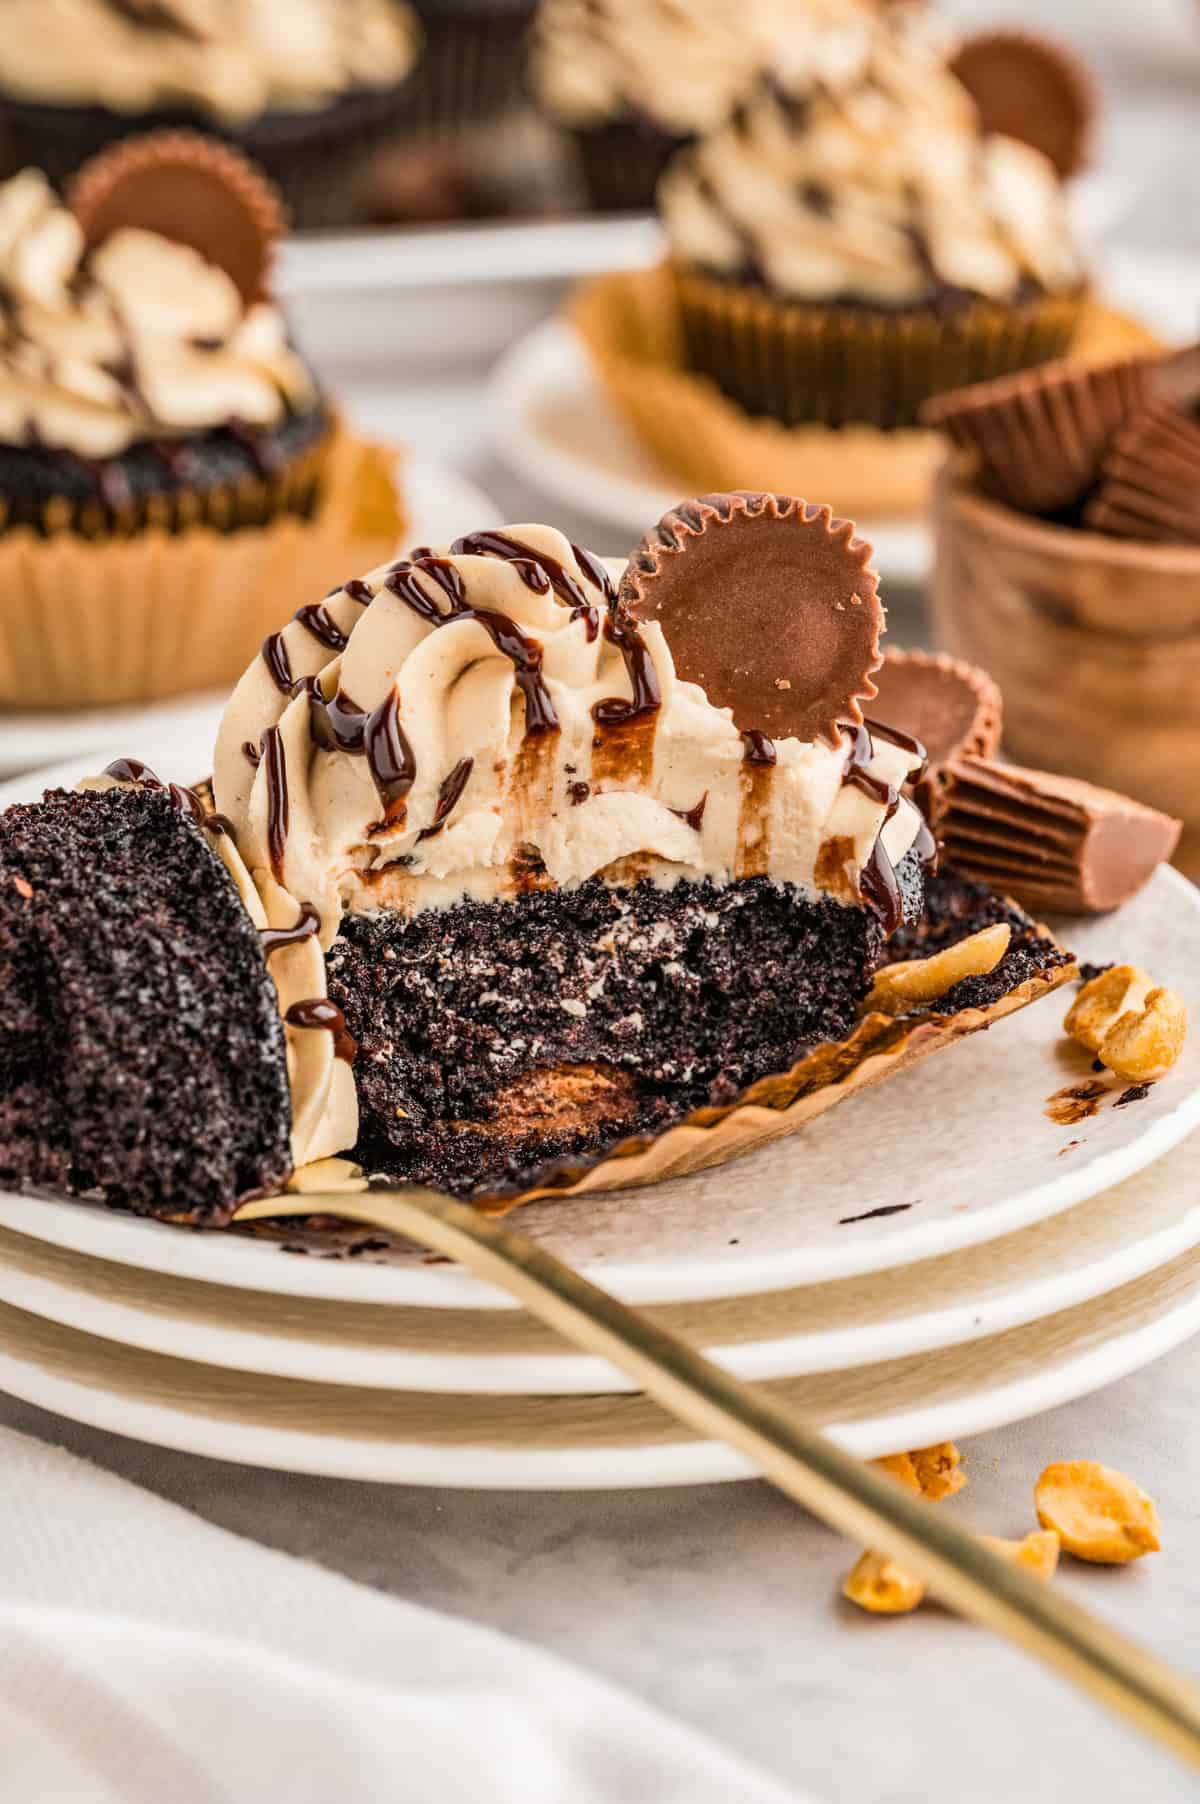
[658,22,1086,432]
[0,0,420,231]
[531,0,895,213]
[0,134,405,710]
[408,0,537,138]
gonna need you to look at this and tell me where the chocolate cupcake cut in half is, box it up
[197,494,1077,1210]
[0,781,293,1224]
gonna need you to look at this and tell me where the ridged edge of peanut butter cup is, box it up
[619,491,884,746]
[1084,405,1200,544]
[950,28,1096,180]
[69,129,286,305]
[922,344,1200,516]
[870,648,1003,781]
[927,756,1181,914]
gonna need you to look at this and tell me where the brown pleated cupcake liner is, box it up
[923,340,1197,516]
[568,120,691,213]
[672,263,1085,434]
[406,10,535,136]
[0,428,406,709]
[570,267,945,519]
[476,943,1077,1211]
[0,430,333,543]
[1084,405,1200,545]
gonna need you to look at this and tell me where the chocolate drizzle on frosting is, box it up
[293,602,349,653]
[260,631,293,696]
[259,902,321,958]
[261,724,288,882]
[417,758,475,842]
[285,996,357,1065]
[363,690,416,829]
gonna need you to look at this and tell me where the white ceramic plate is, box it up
[0,456,499,780]
[2,857,1198,1308]
[488,320,933,585]
[0,1241,1197,1488]
[1,1134,1196,1394]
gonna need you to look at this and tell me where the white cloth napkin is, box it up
[0,1425,804,1804]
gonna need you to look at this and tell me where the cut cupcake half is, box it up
[0,495,1092,1225]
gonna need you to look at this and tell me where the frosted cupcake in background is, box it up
[658,25,1086,432]
[531,0,942,212]
[0,134,405,710]
[0,0,420,230]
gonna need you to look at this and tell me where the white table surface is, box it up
[7,2,1200,1795]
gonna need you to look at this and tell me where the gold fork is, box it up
[237,1185,1200,1769]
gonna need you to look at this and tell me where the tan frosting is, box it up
[533,0,946,135]
[659,28,1082,305]
[212,525,926,954]
[0,169,314,459]
[0,0,418,122]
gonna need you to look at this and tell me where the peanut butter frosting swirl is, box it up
[0,169,315,459]
[533,0,945,136]
[0,0,419,123]
[659,27,1082,306]
[213,525,927,954]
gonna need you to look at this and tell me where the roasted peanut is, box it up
[1064,966,1153,1053]
[1098,987,1187,1083]
[865,925,1010,1017]
[842,1549,926,1614]
[1035,1461,1161,1564]
[980,1530,1060,1582]
[873,1442,966,1500]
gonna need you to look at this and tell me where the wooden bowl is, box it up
[930,463,1200,876]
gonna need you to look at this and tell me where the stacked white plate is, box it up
[1,722,1198,1486]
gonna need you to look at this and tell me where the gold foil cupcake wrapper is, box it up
[570,267,944,520]
[475,948,1077,1212]
[0,427,406,709]
[670,263,1085,435]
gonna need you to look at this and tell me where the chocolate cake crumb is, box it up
[885,870,1074,1013]
[0,787,291,1223]
[326,869,913,1199]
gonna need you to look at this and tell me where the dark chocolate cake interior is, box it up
[0,786,292,1223]
[326,853,927,1200]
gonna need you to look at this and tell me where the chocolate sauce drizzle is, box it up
[285,997,357,1065]
[259,902,321,959]
[242,739,261,768]
[592,611,662,729]
[292,602,348,652]
[672,793,708,832]
[261,726,289,882]
[260,631,293,696]
[741,730,777,766]
[416,758,474,841]
[363,691,417,828]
